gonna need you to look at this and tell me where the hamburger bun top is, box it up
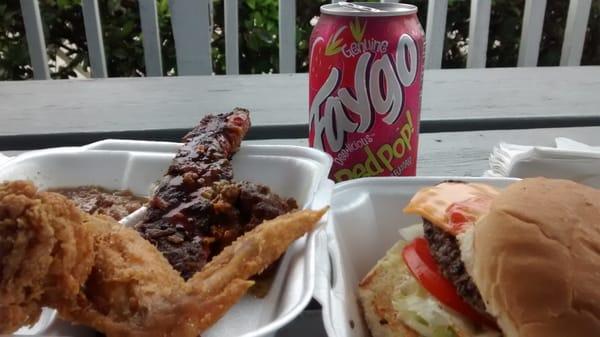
[460,178,600,337]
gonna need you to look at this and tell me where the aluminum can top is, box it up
[320,2,417,17]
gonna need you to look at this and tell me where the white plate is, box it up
[0,140,333,337]
[315,177,518,337]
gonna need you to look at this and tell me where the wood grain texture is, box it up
[0,67,598,136]
[245,126,600,177]
[4,127,599,178]
[19,0,50,80]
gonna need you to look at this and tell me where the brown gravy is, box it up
[50,186,147,221]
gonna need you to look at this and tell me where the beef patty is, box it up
[423,219,486,313]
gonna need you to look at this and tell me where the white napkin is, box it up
[484,138,600,187]
[0,153,10,166]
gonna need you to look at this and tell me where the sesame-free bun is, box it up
[461,178,600,337]
[358,241,419,337]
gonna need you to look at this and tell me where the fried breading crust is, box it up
[0,181,326,337]
[56,214,188,327]
[58,209,326,337]
[0,181,94,333]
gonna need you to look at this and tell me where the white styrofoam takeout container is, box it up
[0,139,334,337]
[314,177,519,337]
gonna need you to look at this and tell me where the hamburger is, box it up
[357,178,600,337]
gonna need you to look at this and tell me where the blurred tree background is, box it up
[0,0,598,80]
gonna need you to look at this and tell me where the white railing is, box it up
[18,0,594,80]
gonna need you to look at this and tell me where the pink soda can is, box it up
[309,2,425,182]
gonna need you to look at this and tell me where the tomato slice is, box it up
[402,238,497,328]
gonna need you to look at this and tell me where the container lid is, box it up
[320,2,417,17]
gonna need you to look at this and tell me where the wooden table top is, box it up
[0,67,598,140]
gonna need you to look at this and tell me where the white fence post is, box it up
[81,0,108,78]
[425,0,448,69]
[169,0,212,75]
[225,0,240,74]
[518,0,546,67]
[139,0,163,76]
[560,0,592,66]
[19,0,50,80]
[279,0,296,73]
[466,0,491,68]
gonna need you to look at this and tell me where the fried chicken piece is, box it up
[0,181,94,333]
[56,214,188,328]
[58,208,326,337]
[0,181,326,337]
[174,209,327,334]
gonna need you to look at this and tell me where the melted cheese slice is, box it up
[404,182,500,235]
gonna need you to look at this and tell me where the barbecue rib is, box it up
[144,108,251,221]
[136,109,297,279]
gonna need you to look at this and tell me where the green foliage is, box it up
[0,1,32,79]
[213,0,280,74]
[0,0,598,80]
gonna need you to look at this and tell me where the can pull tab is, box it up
[337,1,383,13]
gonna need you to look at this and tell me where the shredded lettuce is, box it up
[433,326,460,337]
[391,252,490,337]
[398,223,425,242]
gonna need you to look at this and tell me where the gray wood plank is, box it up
[246,126,600,177]
[1,115,598,151]
[425,0,448,69]
[224,0,239,74]
[278,0,296,73]
[169,0,212,75]
[5,127,599,178]
[19,0,50,80]
[417,126,600,176]
[466,0,491,68]
[517,0,546,67]
[0,67,598,137]
[560,0,592,66]
[81,0,108,78]
[139,0,163,76]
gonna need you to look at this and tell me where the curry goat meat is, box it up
[135,109,297,280]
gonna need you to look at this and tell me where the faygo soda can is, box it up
[309,2,425,182]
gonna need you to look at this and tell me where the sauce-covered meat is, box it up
[50,186,147,221]
[136,110,299,280]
